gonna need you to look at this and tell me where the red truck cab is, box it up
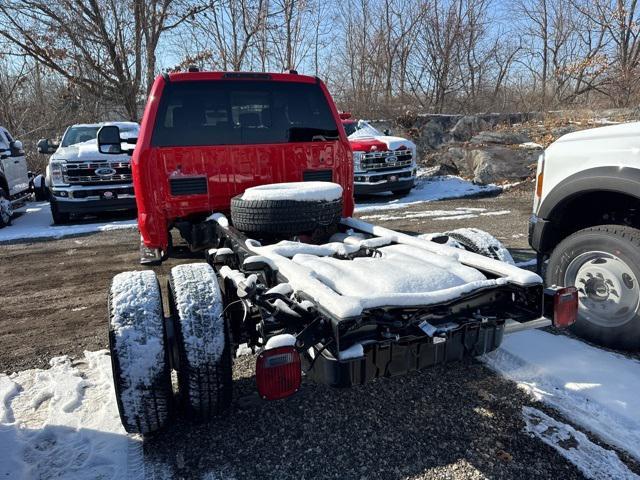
[106,71,355,260]
[340,114,417,196]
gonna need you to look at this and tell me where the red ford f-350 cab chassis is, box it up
[100,70,577,436]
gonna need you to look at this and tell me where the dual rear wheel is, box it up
[108,264,233,435]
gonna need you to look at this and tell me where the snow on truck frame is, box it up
[101,70,578,435]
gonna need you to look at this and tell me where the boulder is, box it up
[416,120,447,152]
[470,130,532,145]
[467,146,536,184]
[551,125,579,138]
[435,145,536,184]
[450,115,490,142]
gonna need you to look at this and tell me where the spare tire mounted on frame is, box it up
[230,181,343,238]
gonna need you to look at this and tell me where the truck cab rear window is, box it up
[152,80,339,146]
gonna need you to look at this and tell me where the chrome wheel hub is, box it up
[565,251,639,327]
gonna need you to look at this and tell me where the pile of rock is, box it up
[367,109,640,185]
[370,112,556,185]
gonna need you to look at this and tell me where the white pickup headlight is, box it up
[352,151,364,173]
[50,160,67,186]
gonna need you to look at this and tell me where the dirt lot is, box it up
[0,185,602,479]
[0,185,536,373]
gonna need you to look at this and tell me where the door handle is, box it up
[14,160,20,164]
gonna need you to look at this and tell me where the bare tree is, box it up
[0,0,200,119]
[140,0,209,92]
[574,0,640,106]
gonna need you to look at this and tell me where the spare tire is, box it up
[230,182,343,236]
[444,228,515,265]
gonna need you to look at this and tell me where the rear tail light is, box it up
[553,286,578,328]
[256,346,301,400]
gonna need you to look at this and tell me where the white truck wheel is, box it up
[108,270,173,434]
[547,225,640,350]
[169,263,232,420]
[0,187,12,228]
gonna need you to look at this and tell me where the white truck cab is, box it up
[38,122,139,224]
[530,122,640,350]
[0,126,30,228]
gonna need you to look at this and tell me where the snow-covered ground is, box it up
[2,331,638,479]
[0,202,137,243]
[522,407,638,480]
[484,330,640,463]
[361,206,511,222]
[0,351,188,479]
[354,175,501,214]
[0,351,147,479]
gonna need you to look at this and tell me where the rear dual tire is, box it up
[108,265,233,435]
[168,263,233,420]
[108,271,173,435]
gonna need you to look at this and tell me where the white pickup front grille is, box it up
[63,161,132,185]
[361,149,413,171]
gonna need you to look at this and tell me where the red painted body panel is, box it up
[131,72,354,250]
[348,137,388,152]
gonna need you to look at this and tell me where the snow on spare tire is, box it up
[230,181,343,235]
[444,228,515,265]
[108,270,172,435]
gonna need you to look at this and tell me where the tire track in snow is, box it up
[523,407,639,480]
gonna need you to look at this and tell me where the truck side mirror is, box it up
[383,129,391,136]
[9,140,24,156]
[37,139,49,154]
[97,125,122,154]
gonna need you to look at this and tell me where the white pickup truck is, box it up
[530,122,640,350]
[0,126,30,228]
[38,122,139,223]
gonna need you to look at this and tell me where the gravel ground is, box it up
[142,356,584,480]
[0,185,602,479]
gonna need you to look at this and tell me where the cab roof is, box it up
[165,71,319,84]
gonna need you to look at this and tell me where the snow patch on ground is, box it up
[519,142,544,149]
[0,351,149,479]
[0,202,137,243]
[354,175,501,213]
[484,330,640,462]
[241,181,343,202]
[523,407,638,480]
[515,258,537,268]
[360,207,511,222]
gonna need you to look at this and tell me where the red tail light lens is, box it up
[554,286,578,328]
[256,346,301,400]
